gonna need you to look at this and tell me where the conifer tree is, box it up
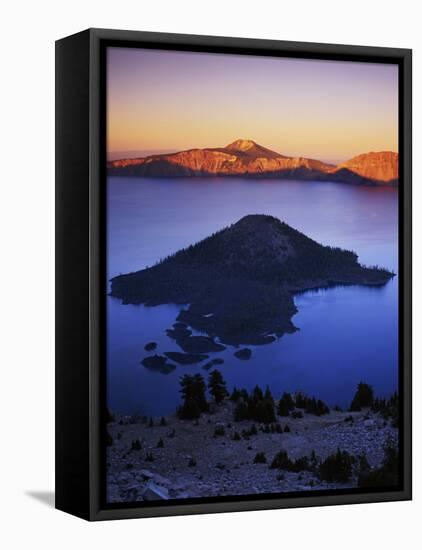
[277,392,295,416]
[350,382,374,411]
[208,369,228,404]
[264,385,274,404]
[179,373,208,419]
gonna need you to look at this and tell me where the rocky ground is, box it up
[106,401,398,503]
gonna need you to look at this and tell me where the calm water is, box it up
[107,177,398,415]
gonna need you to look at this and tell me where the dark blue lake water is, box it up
[107,177,398,415]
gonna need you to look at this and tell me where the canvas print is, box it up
[105,47,400,505]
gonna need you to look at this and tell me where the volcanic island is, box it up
[110,215,394,371]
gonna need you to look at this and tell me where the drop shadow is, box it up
[26,490,55,508]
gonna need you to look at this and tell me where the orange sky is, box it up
[107,48,398,164]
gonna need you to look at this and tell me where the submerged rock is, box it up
[167,325,225,354]
[164,351,209,365]
[239,334,276,345]
[141,354,176,374]
[202,358,225,371]
[234,348,252,360]
[156,363,176,374]
[141,354,167,368]
[202,362,214,371]
[174,322,188,329]
[166,326,192,340]
[144,342,157,351]
[178,336,225,353]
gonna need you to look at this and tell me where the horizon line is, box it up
[107,140,399,166]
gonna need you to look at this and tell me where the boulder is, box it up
[137,470,171,486]
[141,482,169,501]
[138,469,155,480]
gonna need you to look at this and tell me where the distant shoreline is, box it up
[107,140,398,186]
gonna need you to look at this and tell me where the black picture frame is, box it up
[55,28,412,521]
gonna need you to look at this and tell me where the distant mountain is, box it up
[224,139,288,159]
[111,215,394,345]
[107,139,398,186]
[337,151,398,184]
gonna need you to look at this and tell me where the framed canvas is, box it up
[55,28,412,521]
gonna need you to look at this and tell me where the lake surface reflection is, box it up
[107,177,398,415]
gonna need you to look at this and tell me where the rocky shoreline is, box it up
[106,400,398,503]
